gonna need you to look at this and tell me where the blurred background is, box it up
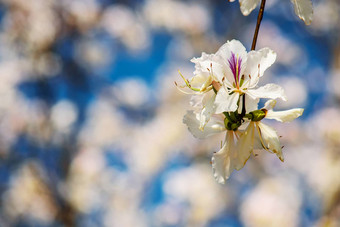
[0,0,339,226]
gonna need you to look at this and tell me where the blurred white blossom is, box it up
[3,162,57,224]
[230,0,313,25]
[240,176,302,227]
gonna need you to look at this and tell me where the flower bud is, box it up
[250,109,266,121]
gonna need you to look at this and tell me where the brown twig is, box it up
[251,0,266,51]
[241,0,266,117]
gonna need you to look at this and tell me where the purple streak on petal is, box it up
[228,52,242,84]
[228,52,237,82]
[237,57,242,82]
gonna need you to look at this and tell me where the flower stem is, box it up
[251,0,266,51]
[240,0,266,119]
[241,94,246,117]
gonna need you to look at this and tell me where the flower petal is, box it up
[189,95,204,109]
[191,53,216,85]
[199,94,217,130]
[192,52,232,86]
[212,134,232,184]
[242,48,277,89]
[257,122,284,161]
[235,122,255,170]
[263,99,276,110]
[214,40,248,86]
[216,40,247,65]
[215,89,240,113]
[239,0,261,16]
[190,72,212,91]
[191,52,212,74]
[246,83,287,101]
[212,131,242,184]
[290,0,313,25]
[237,122,265,159]
[183,111,225,139]
[190,92,213,110]
[266,108,304,122]
[263,99,304,122]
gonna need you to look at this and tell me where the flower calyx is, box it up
[245,109,267,121]
[223,111,242,131]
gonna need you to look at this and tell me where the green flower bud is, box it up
[250,109,267,121]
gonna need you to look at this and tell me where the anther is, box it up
[212,81,221,92]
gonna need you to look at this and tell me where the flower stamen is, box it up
[176,70,213,94]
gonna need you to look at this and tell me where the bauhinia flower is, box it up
[178,40,286,131]
[176,53,216,95]
[229,0,313,25]
[176,52,220,130]
[179,39,304,183]
[183,111,252,184]
[205,39,286,114]
[211,100,303,183]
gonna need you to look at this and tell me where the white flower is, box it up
[230,0,313,25]
[183,111,252,184]
[209,40,286,114]
[183,101,303,184]
[177,52,218,94]
[178,40,285,130]
[238,100,304,162]
[177,53,221,130]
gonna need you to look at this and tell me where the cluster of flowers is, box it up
[178,40,303,184]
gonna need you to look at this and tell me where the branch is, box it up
[251,0,266,51]
[242,0,266,118]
